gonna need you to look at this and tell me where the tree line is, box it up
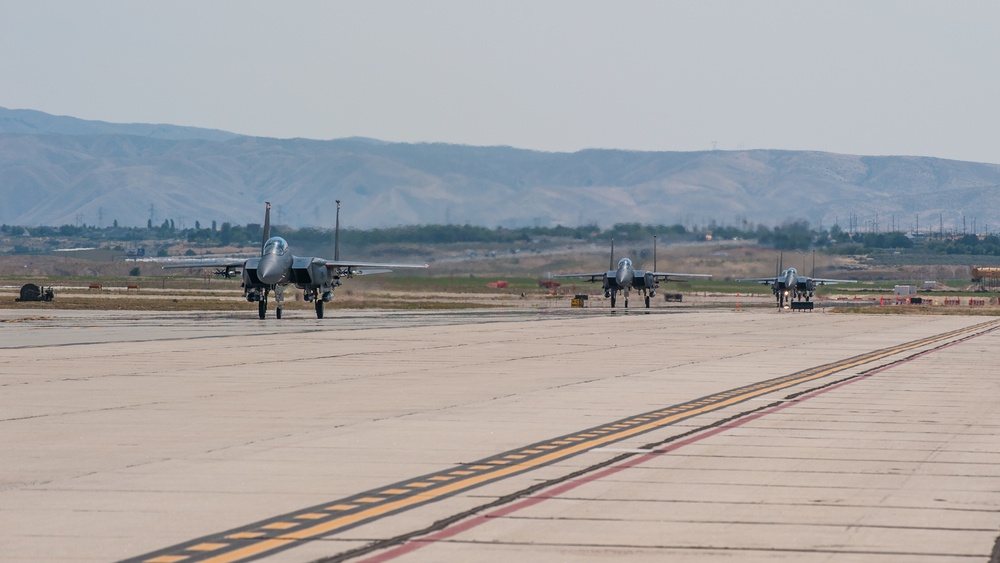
[3,220,1000,256]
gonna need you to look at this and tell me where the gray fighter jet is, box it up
[552,237,711,308]
[737,256,855,308]
[163,201,427,319]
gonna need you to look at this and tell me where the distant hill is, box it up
[0,107,238,142]
[2,106,1000,231]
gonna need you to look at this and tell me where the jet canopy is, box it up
[618,258,632,269]
[262,237,288,256]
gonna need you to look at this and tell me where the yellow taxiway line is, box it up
[131,319,1000,563]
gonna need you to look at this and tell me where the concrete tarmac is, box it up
[1,307,999,562]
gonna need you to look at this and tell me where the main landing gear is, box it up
[250,286,334,319]
[303,288,335,319]
[249,289,269,319]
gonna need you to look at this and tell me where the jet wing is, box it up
[550,272,609,283]
[735,276,779,284]
[161,259,246,270]
[161,259,247,279]
[324,260,428,276]
[651,272,712,281]
[809,277,857,285]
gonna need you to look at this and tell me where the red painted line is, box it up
[358,325,996,562]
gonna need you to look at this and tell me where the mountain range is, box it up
[2,106,999,232]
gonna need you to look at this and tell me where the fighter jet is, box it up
[737,255,856,308]
[163,201,427,319]
[552,237,711,308]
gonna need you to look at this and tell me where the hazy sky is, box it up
[3,1,999,163]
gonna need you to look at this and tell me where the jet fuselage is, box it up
[252,237,293,286]
[613,258,635,290]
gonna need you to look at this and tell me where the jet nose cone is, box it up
[258,256,283,284]
[616,269,632,287]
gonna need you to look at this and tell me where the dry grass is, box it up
[2,247,997,315]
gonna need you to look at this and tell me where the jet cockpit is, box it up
[263,237,288,256]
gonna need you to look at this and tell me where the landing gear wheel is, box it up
[645,295,651,308]
[624,298,629,308]
[276,307,282,319]
[258,300,267,319]
[610,294,617,308]
[315,299,324,319]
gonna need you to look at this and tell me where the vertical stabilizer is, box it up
[334,200,341,261]
[609,238,615,271]
[261,201,271,254]
[653,235,658,272]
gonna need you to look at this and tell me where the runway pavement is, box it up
[1,307,999,562]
